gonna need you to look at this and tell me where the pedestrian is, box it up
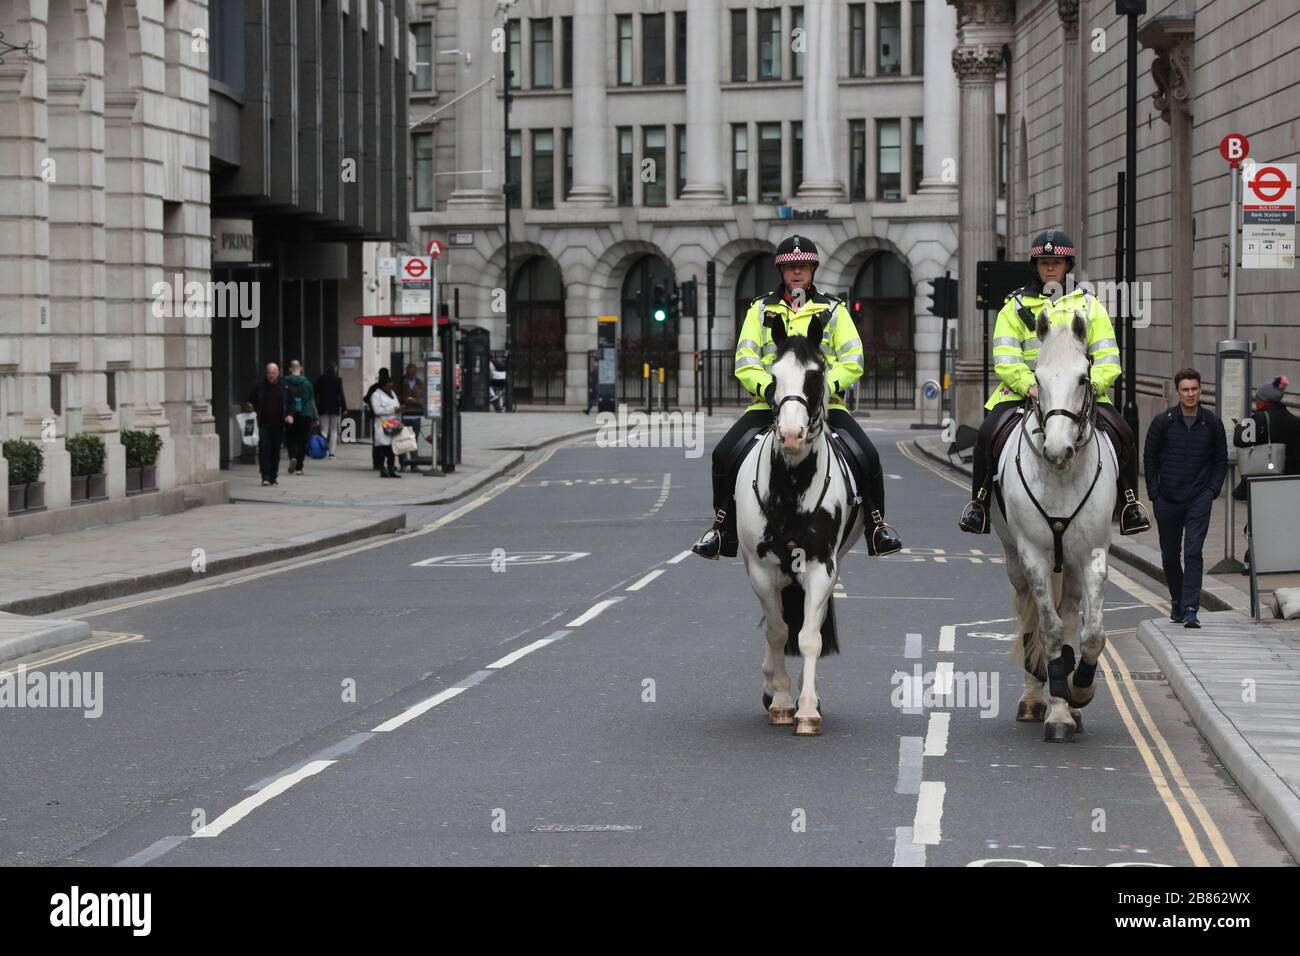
[397,363,425,471]
[243,362,293,486]
[282,360,318,476]
[315,363,348,458]
[364,367,391,471]
[370,374,402,479]
[958,229,1150,536]
[1233,375,1300,496]
[1144,368,1229,629]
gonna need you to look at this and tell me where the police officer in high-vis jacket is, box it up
[958,229,1151,536]
[692,235,903,560]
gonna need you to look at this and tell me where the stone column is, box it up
[447,0,497,206]
[1143,18,1196,377]
[680,0,726,204]
[1059,0,1085,269]
[949,0,1013,427]
[920,0,959,193]
[796,0,843,201]
[568,0,613,205]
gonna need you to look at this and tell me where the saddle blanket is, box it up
[995,410,1118,488]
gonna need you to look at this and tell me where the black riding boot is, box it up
[1098,406,1151,535]
[860,464,902,556]
[959,439,993,534]
[692,465,740,560]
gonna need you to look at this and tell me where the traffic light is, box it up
[679,279,698,318]
[926,276,958,320]
[651,282,668,323]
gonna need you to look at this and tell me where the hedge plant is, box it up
[121,429,163,469]
[66,433,107,478]
[2,439,43,486]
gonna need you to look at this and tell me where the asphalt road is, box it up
[1,419,1293,867]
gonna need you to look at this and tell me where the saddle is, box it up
[987,408,1027,520]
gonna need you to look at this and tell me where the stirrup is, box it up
[959,487,990,534]
[1119,490,1150,536]
[869,511,903,556]
[692,509,728,560]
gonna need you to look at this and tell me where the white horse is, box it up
[734,315,864,736]
[992,311,1116,743]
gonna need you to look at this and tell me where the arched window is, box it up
[512,255,564,350]
[850,252,912,351]
[733,254,781,331]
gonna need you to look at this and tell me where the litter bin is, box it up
[460,326,491,411]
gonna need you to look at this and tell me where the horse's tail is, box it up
[780,583,839,658]
[1008,572,1062,676]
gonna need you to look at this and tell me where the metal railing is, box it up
[494,348,567,405]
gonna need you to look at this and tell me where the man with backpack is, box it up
[282,360,318,476]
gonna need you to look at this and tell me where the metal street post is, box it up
[1115,171,1126,409]
[502,49,514,413]
[1121,0,1144,440]
[706,260,716,417]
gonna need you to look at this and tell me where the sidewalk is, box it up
[0,412,600,654]
[911,432,1300,860]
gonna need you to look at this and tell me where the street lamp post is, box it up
[500,2,517,412]
[1120,1,1145,439]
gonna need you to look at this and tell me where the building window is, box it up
[532,130,554,209]
[413,23,432,92]
[209,0,245,95]
[618,127,634,205]
[617,15,633,85]
[732,124,749,203]
[911,1,924,76]
[675,124,687,198]
[644,127,667,206]
[643,13,666,85]
[793,122,803,194]
[508,130,522,208]
[758,123,782,203]
[563,127,573,200]
[508,19,521,89]
[562,16,573,88]
[792,7,805,80]
[731,9,747,82]
[674,11,687,85]
[414,133,434,209]
[849,4,866,77]
[912,118,924,193]
[878,3,901,75]
[531,19,553,89]
[998,114,1008,199]
[878,119,901,199]
[849,120,866,200]
[757,9,780,80]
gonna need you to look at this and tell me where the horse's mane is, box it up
[774,332,825,369]
[1035,320,1088,371]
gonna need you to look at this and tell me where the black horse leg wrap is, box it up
[1071,657,1098,705]
[1047,644,1076,703]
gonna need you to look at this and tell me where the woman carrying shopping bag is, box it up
[370,374,403,479]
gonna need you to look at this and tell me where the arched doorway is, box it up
[618,255,677,404]
[511,255,566,403]
[733,254,781,326]
[848,252,915,407]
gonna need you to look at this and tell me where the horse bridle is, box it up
[772,391,825,443]
[1024,362,1097,459]
[753,379,834,554]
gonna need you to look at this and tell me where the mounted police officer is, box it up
[693,235,903,559]
[958,229,1151,536]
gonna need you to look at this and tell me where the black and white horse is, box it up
[734,316,864,736]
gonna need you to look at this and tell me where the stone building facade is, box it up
[410,0,971,409]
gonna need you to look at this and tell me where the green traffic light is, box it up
[653,308,667,323]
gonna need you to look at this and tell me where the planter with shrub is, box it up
[122,429,163,495]
[3,438,45,514]
[67,433,108,504]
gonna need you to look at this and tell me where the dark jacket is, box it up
[1144,404,1228,504]
[1233,403,1300,475]
[315,371,347,415]
[246,378,291,427]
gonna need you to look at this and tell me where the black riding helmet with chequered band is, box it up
[1029,229,1076,273]
[774,234,820,270]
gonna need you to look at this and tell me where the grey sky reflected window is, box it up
[911,1,924,76]
[508,130,522,208]
[792,7,804,80]
[758,9,780,80]
[532,130,554,209]
[508,19,521,89]
[793,122,803,194]
[675,12,687,85]
[878,119,901,199]
[644,127,667,206]
[912,118,924,193]
[618,127,634,205]
[413,23,432,92]
[733,124,749,203]
[849,4,866,77]
[563,128,573,199]
[618,16,633,85]
[209,0,245,94]
[850,119,866,200]
[878,3,901,75]
[531,19,553,89]
[562,17,573,88]
[643,14,666,85]
[731,10,747,82]
[758,123,781,203]
[999,114,1008,199]
[675,124,686,198]
[414,132,434,209]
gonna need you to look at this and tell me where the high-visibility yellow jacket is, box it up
[734,287,864,412]
[984,285,1121,410]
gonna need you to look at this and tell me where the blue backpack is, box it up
[307,432,328,459]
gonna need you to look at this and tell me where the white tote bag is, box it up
[236,412,259,448]
[391,426,418,456]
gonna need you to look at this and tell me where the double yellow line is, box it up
[0,632,143,678]
[897,439,1236,866]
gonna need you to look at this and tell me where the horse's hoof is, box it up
[793,716,822,736]
[1043,721,1077,743]
[769,706,795,726]
[1016,700,1047,722]
[1070,709,1084,733]
[762,692,773,711]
